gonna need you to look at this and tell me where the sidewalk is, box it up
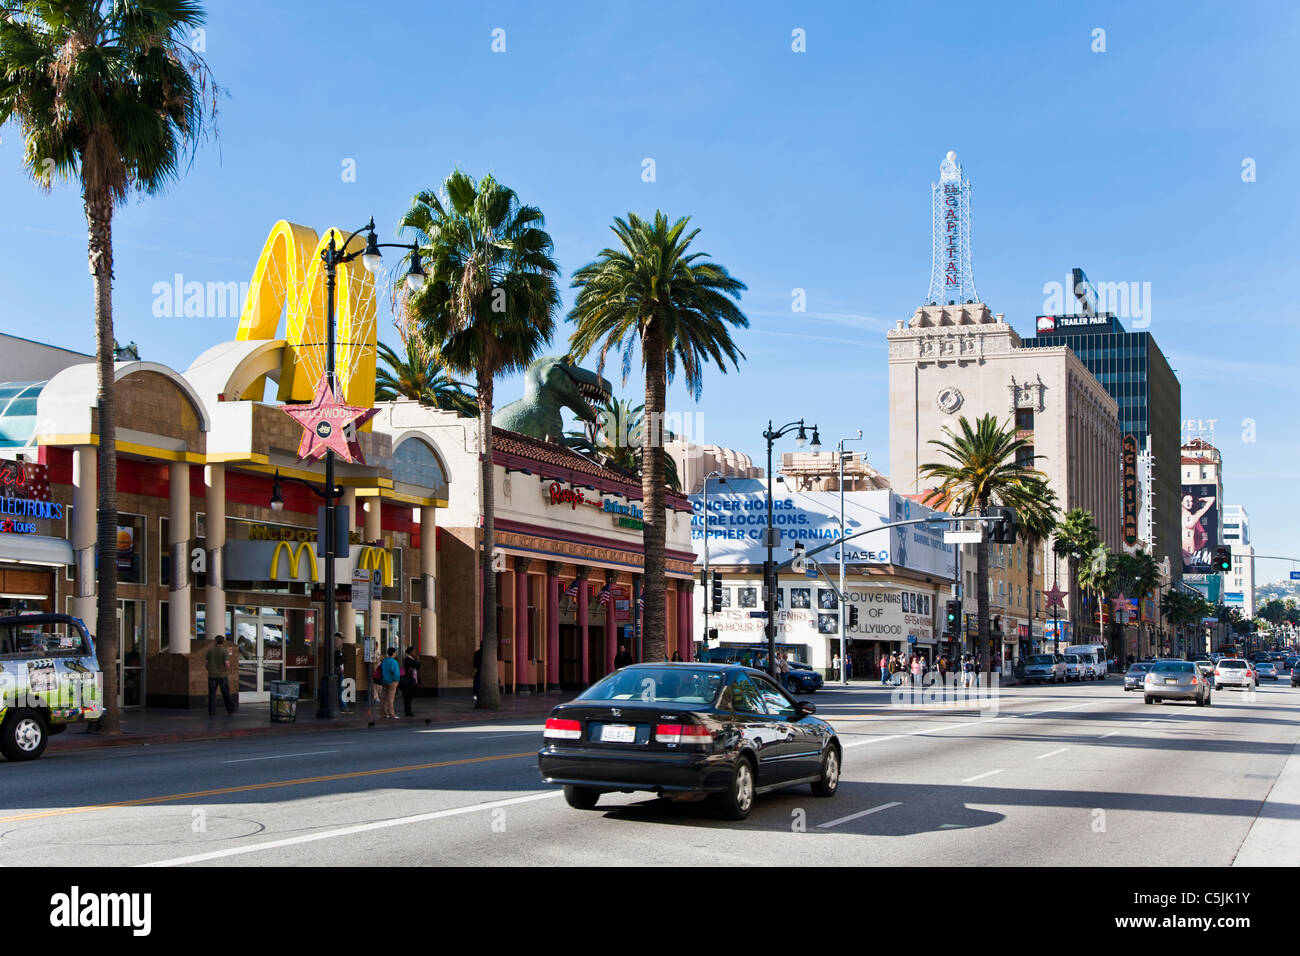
[48,692,567,754]
[1232,735,1300,866]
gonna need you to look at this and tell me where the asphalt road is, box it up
[3,677,1297,866]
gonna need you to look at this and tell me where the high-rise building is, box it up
[1180,438,1225,601]
[1223,504,1255,617]
[1020,280,1181,585]
[889,156,1123,658]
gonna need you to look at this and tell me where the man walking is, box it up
[206,634,236,716]
[615,643,634,669]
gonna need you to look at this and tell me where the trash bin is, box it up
[269,680,300,723]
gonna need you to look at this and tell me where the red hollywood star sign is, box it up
[280,373,378,465]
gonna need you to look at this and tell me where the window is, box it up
[730,675,765,714]
[381,548,403,603]
[1015,408,1034,431]
[752,675,795,718]
[116,514,146,585]
[392,439,447,495]
[160,600,169,651]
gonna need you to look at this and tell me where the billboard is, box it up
[689,481,956,579]
[1181,483,1219,575]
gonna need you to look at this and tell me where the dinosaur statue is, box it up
[493,355,613,445]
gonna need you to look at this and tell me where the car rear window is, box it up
[578,667,724,704]
[0,619,91,659]
[1128,663,1151,673]
[1151,662,1195,674]
[1217,660,1246,669]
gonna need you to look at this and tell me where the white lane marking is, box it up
[841,699,1099,750]
[221,750,340,764]
[138,791,564,867]
[961,768,1004,783]
[1097,730,1121,739]
[1036,748,1068,760]
[417,724,544,735]
[817,801,902,829]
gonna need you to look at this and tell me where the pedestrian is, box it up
[844,653,852,680]
[777,652,791,689]
[400,645,420,717]
[910,655,921,686]
[616,644,634,669]
[472,643,482,704]
[938,654,948,684]
[879,653,889,685]
[670,650,681,663]
[380,646,401,719]
[206,634,236,716]
[961,654,974,688]
[920,655,930,686]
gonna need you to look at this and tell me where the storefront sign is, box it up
[247,523,362,545]
[546,483,647,532]
[270,541,319,582]
[0,496,63,522]
[1122,434,1138,546]
[0,461,51,501]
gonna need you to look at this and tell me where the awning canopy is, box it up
[0,534,74,567]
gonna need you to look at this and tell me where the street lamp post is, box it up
[762,418,820,680]
[837,431,862,686]
[701,471,726,651]
[281,220,425,719]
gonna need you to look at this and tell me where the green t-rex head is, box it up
[493,355,613,444]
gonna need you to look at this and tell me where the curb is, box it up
[47,703,560,754]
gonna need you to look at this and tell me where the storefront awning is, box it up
[0,534,73,567]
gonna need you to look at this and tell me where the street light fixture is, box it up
[282,218,424,720]
[762,417,819,680]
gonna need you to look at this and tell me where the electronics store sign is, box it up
[0,495,63,535]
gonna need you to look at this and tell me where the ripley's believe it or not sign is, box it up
[546,482,645,530]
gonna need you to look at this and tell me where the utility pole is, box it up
[837,431,862,686]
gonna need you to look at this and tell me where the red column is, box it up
[605,580,617,674]
[546,567,560,690]
[577,577,589,685]
[677,582,691,661]
[514,563,530,691]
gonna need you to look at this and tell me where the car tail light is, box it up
[544,717,582,740]
[1190,676,1198,685]
[655,723,712,744]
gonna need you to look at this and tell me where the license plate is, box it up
[1165,678,1179,684]
[601,723,637,743]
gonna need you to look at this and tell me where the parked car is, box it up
[785,661,824,694]
[1292,665,1300,688]
[538,663,841,820]
[1023,653,1067,684]
[1213,658,1256,691]
[1144,660,1211,706]
[1124,661,1155,691]
[0,614,104,761]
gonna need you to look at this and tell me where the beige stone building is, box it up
[887,302,1122,654]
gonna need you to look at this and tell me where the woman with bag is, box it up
[400,645,420,717]
[380,646,401,719]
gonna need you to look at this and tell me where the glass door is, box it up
[116,600,146,707]
[235,606,286,703]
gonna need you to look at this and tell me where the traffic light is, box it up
[848,605,859,628]
[1213,546,1232,573]
[989,505,1018,544]
[710,570,723,612]
[946,600,961,638]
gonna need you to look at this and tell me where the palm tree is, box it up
[1,1,217,733]
[1019,483,1059,653]
[565,396,682,492]
[1052,509,1100,642]
[375,331,476,414]
[567,212,748,662]
[920,414,1049,668]
[1112,549,1160,659]
[401,171,561,708]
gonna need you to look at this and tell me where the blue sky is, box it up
[1,1,1297,580]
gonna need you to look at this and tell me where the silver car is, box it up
[1024,653,1066,684]
[1214,658,1256,691]
[1255,661,1278,681]
[1124,661,1154,691]
[1144,661,1211,706]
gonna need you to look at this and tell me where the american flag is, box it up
[597,584,612,606]
[565,580,580,599]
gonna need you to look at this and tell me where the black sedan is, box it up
[785,661,824,693]
[538,663,841,820]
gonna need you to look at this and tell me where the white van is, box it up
[1063,644,1108,679]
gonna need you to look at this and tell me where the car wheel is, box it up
[1195,693,1206,707]
[1205,692,1212,707]
[562,785,601,810]
[1215,683,1222,691]
[0,710,48,761]
[811,745,841,798]
[715,756,756,820]
[1144,695,1153,705]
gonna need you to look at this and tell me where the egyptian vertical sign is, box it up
[927,150,979,305]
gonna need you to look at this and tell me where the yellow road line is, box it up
[0,751,534,825]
